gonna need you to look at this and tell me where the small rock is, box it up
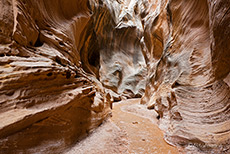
[132,121,138,124]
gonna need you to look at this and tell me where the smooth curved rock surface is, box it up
[141,0,230,153]
[0,0,111,153]
[0,0,230,153]
[90,0,147,99]
[0,0,147,153]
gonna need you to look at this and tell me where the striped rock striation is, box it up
[0,0,230,153]
[141,0,230,153]
[0,0,146,153]
[0,0,111,153]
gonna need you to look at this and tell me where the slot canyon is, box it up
[0,0,230,153]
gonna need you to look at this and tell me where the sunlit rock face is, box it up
[89,0,147,99]
[141,0,230,153]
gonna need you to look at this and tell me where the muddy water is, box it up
[66,98,181,154]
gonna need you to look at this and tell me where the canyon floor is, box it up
[66,99,182,154]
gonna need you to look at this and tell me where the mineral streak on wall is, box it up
[0,0,230,153]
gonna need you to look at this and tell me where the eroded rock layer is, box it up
[0,0,230,153]
[90,0,147,99]
[0,0,111,153]
[141,0,230,153]
[0,0,148,153]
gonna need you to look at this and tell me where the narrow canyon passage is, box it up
[0,0,230,153]
[66,99,181,154]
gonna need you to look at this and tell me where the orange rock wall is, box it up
[0,0,111,153]
[0,0,230,153]
[141,0,230,153]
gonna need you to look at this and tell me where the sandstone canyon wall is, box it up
[141,0,230,153]
[0,0,146,153]
[0,0,112,153]
[0,0,230,153]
